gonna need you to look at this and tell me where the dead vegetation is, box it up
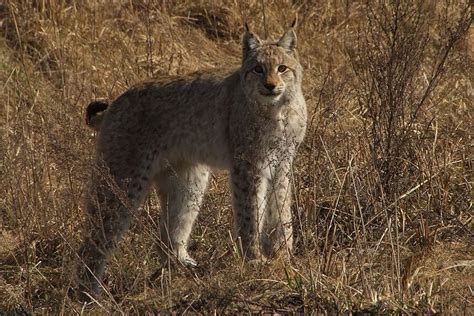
[0,0,472,314]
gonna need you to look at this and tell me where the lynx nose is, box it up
[264,83,276,91]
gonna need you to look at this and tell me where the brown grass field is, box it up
[0,0,472,314]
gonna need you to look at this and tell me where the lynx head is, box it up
[240,21,303,116]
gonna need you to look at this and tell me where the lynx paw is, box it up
[181,256,198,268]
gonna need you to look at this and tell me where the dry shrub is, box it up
[348,1,471,196]
[0,0,472,314]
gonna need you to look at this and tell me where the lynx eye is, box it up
[277,65,288,73]
[253,65,264,74]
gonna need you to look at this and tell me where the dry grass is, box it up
[0,0,472,314]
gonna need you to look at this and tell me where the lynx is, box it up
[78,23,307,299]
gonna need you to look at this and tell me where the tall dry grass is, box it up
[0,0,472,313]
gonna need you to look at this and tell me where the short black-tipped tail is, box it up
[86,101,108,131]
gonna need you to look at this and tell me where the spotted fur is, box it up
[77,23,307,299]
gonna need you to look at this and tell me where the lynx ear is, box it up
[277,20,297,51]
[243,24,261,59]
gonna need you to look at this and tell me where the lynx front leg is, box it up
[231,160,268,260]
[261,161,294,258]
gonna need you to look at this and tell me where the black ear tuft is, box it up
[291,17,297,29]
[242,24,262,59]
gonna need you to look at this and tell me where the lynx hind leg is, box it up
[261,170,293,259]
[77,170,152,300]
[156,164,209,267]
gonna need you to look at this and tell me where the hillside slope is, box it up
[0,1,472,313]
